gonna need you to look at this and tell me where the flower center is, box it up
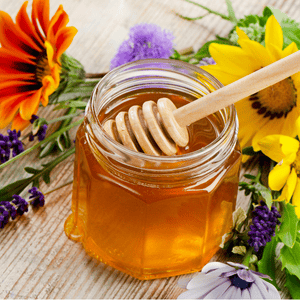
[229,274,252,289]
[35,51,51,84]
[249,77,297,119]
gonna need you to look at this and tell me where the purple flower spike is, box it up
[110,23,175,69]
[248,201,281,252]
[0,130,24,163]
[28,187,45,207]
[12,195,28,216]
[177,261,280,299]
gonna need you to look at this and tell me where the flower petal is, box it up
[16,1,44,49]
[209,43,260,76]
[257,134,298,162]
[248,282,264,299]
[282,42,298,57]
[292,179,300,218]
[32,0,50,36]
[201,65,241,85]
[19,89,42,120]
[252,274,281,299]
[265,15,283,52]
[202,262,234,274]
[54,26,78,60]
[261,278,281,299]
[11,113,31,131]
[236,27,250,40]
[237,39,274,67]
[279,167,297,202]
[269,163,291,191]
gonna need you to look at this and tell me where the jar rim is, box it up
[89,58,238,163]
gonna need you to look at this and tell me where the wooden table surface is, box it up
[0,0,298,298]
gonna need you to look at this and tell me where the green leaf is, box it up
[24,167,40,175]
[194,39,233,60]
[263,6,273,18]
[277,203,299,247]
[279,241,300,279]
[0,177,33,202]
[257,236,280,290]
[285,270,300,299]
[225,0,237,24]
[254,182,273,208]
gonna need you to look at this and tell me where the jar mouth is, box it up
[88,59,238,164]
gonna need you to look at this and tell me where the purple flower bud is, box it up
[28,187,45,207]
[248,201,281,252]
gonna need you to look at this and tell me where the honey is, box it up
[64,59,241,280]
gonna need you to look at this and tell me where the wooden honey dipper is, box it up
[103,51,300,156]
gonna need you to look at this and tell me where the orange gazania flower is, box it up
[0,0,77,131]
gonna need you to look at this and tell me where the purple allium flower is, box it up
[0,129,24,163]
[28,187,45,207]
[110,23,175,69]
[11,195,28,216]
[198,57,216,66]
[29,115,48,141]
[177,262,280,299]
[248,201,281,252]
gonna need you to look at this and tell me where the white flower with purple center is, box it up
[110,23,174,69]
[177,262,280,299]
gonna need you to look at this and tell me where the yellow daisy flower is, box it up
[256,119,300,217]
[201,15,300,150]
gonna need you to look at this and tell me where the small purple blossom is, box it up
[110,23,175,69]
[11,195,29,216]
[248,201,281,252]
[0,129,24,163]
[177,262,280,299]
[0,196,28,229]
[198,57,216,66]
[29,187,45,207]
[29,115,48,141]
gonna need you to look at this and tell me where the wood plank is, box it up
[0,0,298,298]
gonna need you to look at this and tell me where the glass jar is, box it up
[64,59,241,280]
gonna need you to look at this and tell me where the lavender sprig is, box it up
[0,130,24,164]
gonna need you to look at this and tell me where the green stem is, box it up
[43,180,73,196]
[183,0,231,21]
[0,118,83,170]
[47,112,83,124]
[242,247,253,267]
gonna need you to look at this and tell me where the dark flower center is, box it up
[249,77,297,119]
[230,274,252,289]
[35,51,51,84]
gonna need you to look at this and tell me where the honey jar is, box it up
[64,59,241,280]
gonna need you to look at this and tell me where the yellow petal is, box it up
[45,40,54,67]
[292,179,300,218]
[19,90,42,120]
[265,15,283,51]
[295,116,300,138]
[236,27,249,40]
[269,163,291,191]
[283,152,297,165]
[280,107,300,139]
[282,42,298,57]
[266,43,284,61]
[201,65,241,85]
[252,120,285,152]
[279,168,297,202]
[257,134,299,162]
[209,43,260,76]
[237,39,275,67]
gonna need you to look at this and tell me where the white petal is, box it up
[202,281,232,299]
[187,272,227,289]
[262,280,281,299]
[241,288,251,299]
[202,262,234,273]
[248,283,265,299]
[187,277,229,292]
[231,286,243,299]
[177,288,206,299]
[252,274,281,299]
[219,286,236,299]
